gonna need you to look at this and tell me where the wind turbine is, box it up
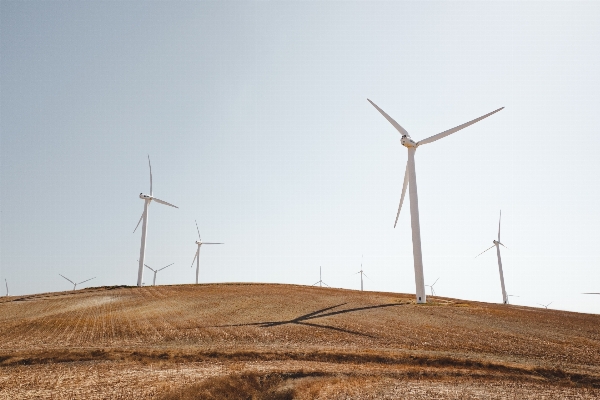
[476,210,509,304]
[190,220,223,284]
[59,274,96,291]
[355,257,369,291]
[425,277,439,296]
[144,263,174,286]
[368,99,503,303]
[134,155,178,288]
[507,294,519,304]
[312,266,330,288]
[537,301,553,309]
[5,279,8,296]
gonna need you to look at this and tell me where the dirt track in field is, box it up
[1,283,599,398]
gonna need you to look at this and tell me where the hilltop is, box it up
[0,283,599,399]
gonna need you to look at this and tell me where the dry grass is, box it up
[0,283,599,398]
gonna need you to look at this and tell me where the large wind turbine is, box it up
[476,210,509,304]
[59,274,96,291]
[144,263,174,286]
[368,99,503,303]
[134,156,178,287]
[190,220,223,284]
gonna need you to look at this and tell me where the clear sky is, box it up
[2,2,599,314]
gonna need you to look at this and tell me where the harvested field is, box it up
[0,283,599,398]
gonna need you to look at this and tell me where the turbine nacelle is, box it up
[195,241,203,245]
[401,135,418,148]
[139,193,152,200]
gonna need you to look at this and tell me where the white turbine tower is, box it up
[355,257,368,291]
[59,274,96,291]
[425,277,439,296]
[312,266,330,288]
[190,220,223,284]
[368,99,503,303]
[476,210,509,304]
[144,263,174,286]
[5,279,8,296]
[134,156,178,287]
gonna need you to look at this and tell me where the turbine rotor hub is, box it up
[139,193,152,200]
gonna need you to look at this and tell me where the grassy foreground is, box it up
[0,283,599,399]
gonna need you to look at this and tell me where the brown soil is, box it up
[0,283,598,398]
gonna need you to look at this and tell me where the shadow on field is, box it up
[215,302,403,338]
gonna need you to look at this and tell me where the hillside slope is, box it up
[1,284,599,399]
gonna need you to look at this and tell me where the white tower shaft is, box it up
[153,271,157,286]
[407,148,426,303]
[137,199,150,287]
[496,244,508,304]
[196,246,201,284]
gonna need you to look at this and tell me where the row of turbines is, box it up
[133,156,223,288]
[46,157,222,293]
[7,100,597,306]
[366,99,599,305]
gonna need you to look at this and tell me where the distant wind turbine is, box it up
[425,278,439,296]
[5,279,8,296]
[355,257,369,291]
[59,274,95,291]
[507,294,519,304]
[537,302,553,309]
[476,210,509,304]
[134,155,178,288]
[190,220,223,284]
[368,99,503,303]
[313,266,330,288]
[144,263,174,286]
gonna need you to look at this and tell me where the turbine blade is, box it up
[148,155,153,196]
[190,248,199,268]
[475,245,495,258]
[59,274,75,285]
[367,99,409,136]
[394,162,409,228]
[432,277,439,286]
[583,293,600,294]
[498,210,502,242]
[203,243,223,245]
[144,264,156,272]
[158,263,174,271]
[498,242,509,249]
[195,220,201,241]
[312,282,320,286]
[77,277,96,285]
[362,272,370,279]
[133,211,144,233]
[417,107,504,146]
[322,282,331,287]
[153,197,178,208]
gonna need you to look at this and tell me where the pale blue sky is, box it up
[2,2,599,313]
